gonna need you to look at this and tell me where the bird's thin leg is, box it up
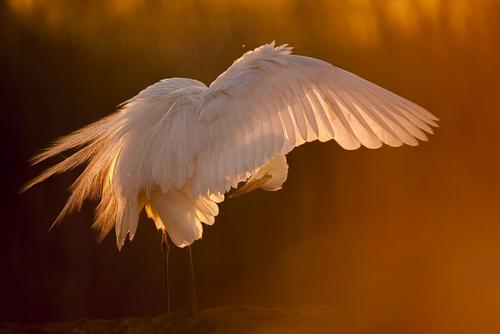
[187,245,198,312]
[161,230,171,314]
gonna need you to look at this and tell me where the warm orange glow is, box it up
[7,0,35,14]
[4,0,500,331]
[6,0,488,50]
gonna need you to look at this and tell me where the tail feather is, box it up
[21,113,120,193]
[92,189,118,242]
[21,141,103,193]
[29,113,117,165]
[23,111,126,237]
[51,152,111,229]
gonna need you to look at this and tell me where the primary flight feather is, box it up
[23,42,438,250]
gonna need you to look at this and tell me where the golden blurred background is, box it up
[2,0,500,332]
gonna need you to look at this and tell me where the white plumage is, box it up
[23,42,438,250]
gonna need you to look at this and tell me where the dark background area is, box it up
[2,1,500,333]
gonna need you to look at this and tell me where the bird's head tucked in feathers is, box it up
[23,42,438,250]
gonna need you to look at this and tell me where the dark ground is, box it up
[0,306,335,334]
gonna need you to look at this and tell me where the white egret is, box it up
[23,42,438,311]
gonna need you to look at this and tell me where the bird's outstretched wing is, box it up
[191,42,438,196]
[23,42,438,249]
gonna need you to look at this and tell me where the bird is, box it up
[23,41,438,312]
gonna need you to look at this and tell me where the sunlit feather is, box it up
[23,42,438,249]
